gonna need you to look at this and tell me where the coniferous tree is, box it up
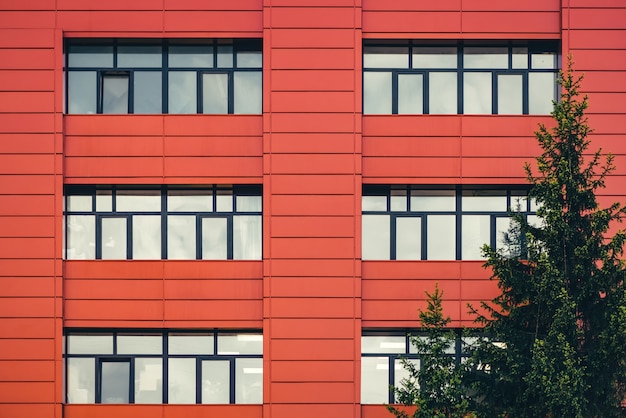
[388,284,474,418]
[470,58,626,417]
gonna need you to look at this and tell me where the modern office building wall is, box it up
[0,1,624,417]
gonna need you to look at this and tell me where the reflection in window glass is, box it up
[203,73,228,114]
[133,215,161,259]
[413,46,457,68]
[202,217,227,259]
[363,72,392,114]
[361,357,389,404]
[118,46,161,68]
[96,190,112,211]
[218,334,263,355]
[234,72,262,114]
[464,72,492,114]
[237,195,262,212]
[498,74,523,114]
[529,72,555,114]
[67,358,95,403]
[68,334,113,354]
[67,195,92,212]
[168,215,196,259]
[168,358,196,404]
[237,51,262,68]
[362,215,390,260]
[362,336,405,353]
[116,190,161,212]
[496,217,515,255]
[411,190,455,212]
[101,217,127,260]
[234,215,262,260]
[169,334,214,355]
[512,47,528,69]
[168,190,213,212]
[68,72,97,114]
[236,358,263,404]
[396,217,421,260]
[117,334,162,354]
[169,71,197,114]
[464,47,508,68]
[216,189,233,212]
[395,358,418,391]
[532,52,556,69]
[102,75,129,114]
[169,45,213,68]
[363,46,409,68]
[101,361,130,404]
[135,358,162,404]
[462,215,490,260]
[134,72,162,114]
[390,189,407,211]
[398,74,423,114]
[462,191,507,211]
[217,45,234,68]
[202,360,230,404]
[68,45,113,67]
[66,215,96,260]
[429,72,457,114]
[427,215,455,260]
[362,195,387,212]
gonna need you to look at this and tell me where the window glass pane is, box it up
[68,71,97,114]
[390,189,407,211]
[66,215,95,260]
[512,47,528,69]
[496,216,520,257]
[527,214,543,228]
[413,46,457,69]
[532,52,556,69]
[529,72,555,114]
[218,333,263,355]
[168,190,213,212]
[217,45,234,68]
[511,192,528,211]
[116,190,161,212]
[101,217,127,260]
[117,334,162,354]
[135,358,162,404]
[464,72,492,114]
[202,217,227,259]
[411,190,455,212]
[202,360,230,404]
[202,73,228,114]
[68,334,113,354]
[168,215,196,260]
[169,45,213,68]
[96,190,112,212]
[362,215,390,260]
[362,195,387,212]
[363,72,392,114]
[133,215,161,259]
[235,358,262,404]
[462,215,490,260]
[169,71,197,114]
[117,46,161,68]
[233,215,262,260]
[396,217,422,260]
[497,74,523,115]
[361,357,389,404]
[363,46,408,68]
[169,333,214,355]
[236,195,262,212]
[237,51,262,68]
[464,47,508,68]
[462,190,507,211]
[101,361,130,404]
[67,358,95,403]
[67,195,92,212]
[427,215,455,260]
[362,336,405,354]
[168,358,196,404]
[102,75,129,114]
[394,358,419,397]
[398,74,423,114]
[216,189,233,212]
[234,71,262,114]
[68,45,113,68]
[134,72,162,114]
[429,72,457,114]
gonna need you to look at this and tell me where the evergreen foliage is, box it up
[470,58,626,417]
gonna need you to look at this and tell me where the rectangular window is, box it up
[64,185,262,260]
[361,332,470,404]
[65,330,263,405]
[362,186,536,261]
[66,39,262,115]
[363,41,558,115]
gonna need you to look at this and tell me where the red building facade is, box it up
[0,1,625,417]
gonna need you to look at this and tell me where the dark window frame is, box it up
[65,39,263,115]
[363,40,560,115]
[64,185,262,260]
